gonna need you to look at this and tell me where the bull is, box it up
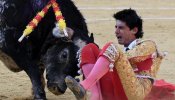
[0,0,93,99]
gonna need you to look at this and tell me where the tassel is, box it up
[18,0,68,42]
[51,0,68,37]
[18,3,51,42]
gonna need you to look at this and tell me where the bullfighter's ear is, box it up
[52,23,65,38]
[90,33,94,42]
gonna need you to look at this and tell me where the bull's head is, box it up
[43,24,90,95]
[44,42,79,95]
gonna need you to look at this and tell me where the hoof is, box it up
[65,76,86,100]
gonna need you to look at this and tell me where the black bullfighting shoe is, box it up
[65,76,86,100]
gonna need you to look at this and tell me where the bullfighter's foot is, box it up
[65,76,86,100]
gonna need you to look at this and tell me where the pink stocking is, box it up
[80,56,110,90]
[82,64,103,100]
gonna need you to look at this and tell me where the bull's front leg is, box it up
[23,63,46,100]
[38,62,46,93]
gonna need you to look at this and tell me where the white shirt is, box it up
[124,39,137,52]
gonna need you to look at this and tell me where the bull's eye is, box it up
[62,52,67,59]
[58,48,69,63]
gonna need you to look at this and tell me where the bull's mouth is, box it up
[47,82,67,95]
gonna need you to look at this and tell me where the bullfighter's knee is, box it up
[77,43,100,75]
[77,43,100,68]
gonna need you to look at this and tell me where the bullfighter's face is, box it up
[115,20,137,47]
[44,42,79,95]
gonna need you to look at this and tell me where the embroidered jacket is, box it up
[100,39,165,100]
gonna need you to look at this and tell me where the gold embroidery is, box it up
[103,43,119,63]
[126,40,156,64]
[115,51,152,100]
[150,57,163,78]
[102,43,119,71]
[126,40,164,78]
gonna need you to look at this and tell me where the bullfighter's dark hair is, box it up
[113,8,144,38]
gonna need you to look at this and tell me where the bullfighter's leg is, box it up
[82,64,103,100]
[23,63,46,100]
[65,57,110,100]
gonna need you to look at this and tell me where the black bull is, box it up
[0,0,94,99]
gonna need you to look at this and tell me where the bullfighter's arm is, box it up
[125,40,157,64]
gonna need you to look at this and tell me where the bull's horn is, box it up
[52,23,65,38]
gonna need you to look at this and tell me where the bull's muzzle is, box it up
[47,82,67,95]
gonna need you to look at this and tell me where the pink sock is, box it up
[80,56,110,90]
[82,64,103,100]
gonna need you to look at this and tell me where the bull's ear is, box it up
[52,23,65,38]
[90,33,94,42]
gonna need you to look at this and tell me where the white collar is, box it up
[124,39,137,52]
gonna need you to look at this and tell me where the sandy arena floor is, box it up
[0,0,175,100]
